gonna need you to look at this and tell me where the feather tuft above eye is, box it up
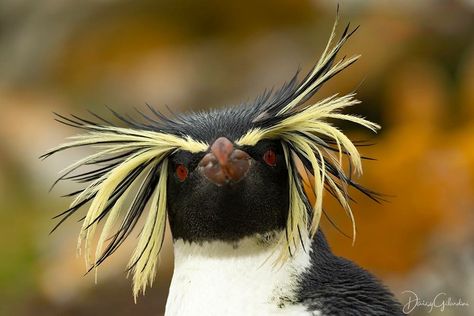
[235,13,381,259]
[41,112,208,299]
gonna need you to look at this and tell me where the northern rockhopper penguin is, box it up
[42,13,404,316]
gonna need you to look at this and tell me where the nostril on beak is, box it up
[198,137,251,186]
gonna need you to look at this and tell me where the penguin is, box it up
[43,13,403,316]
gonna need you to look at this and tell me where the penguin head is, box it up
[167,133,289,242]
[43,18,381,298]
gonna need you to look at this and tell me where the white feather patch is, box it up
[165,232,318,316]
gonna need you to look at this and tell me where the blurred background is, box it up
[1,0,473,315]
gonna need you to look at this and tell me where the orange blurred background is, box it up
[1,1,473,315]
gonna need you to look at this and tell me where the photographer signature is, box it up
[401,290,469,314]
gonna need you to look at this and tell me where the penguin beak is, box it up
[198,137,251,186]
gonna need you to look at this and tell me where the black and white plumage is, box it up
[43,13,403,316]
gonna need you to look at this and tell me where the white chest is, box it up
[164,236,316,316]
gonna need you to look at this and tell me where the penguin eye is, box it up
[263,149,277,167]
[176,164,188,182]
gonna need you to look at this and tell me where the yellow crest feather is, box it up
[236,16,380,258]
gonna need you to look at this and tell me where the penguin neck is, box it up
[165,231,313,316]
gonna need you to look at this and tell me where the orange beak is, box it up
[198,137,251,186]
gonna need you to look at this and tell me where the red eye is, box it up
[263,149,277,166]
[176,164,188,182]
